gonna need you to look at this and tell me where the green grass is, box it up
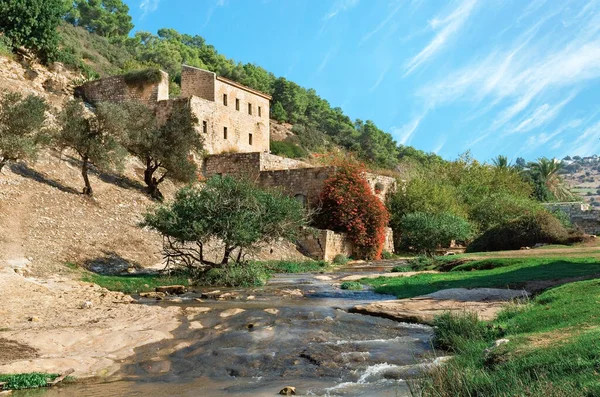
[414,279,600,396]
[261,259,328,273]
[365,257,600,299]
[0,373,58,390]
[81,273,190,294]
[340,281,363,290]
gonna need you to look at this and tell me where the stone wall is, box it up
[180,65,215,101]
[365,173,397,202]
[259,153,312,171]
[543,202,600,235]
[258,167,336,208]
[202,152,263,180]
[75,71,169,105]
[297,227,395,261]
[297,229,353,261]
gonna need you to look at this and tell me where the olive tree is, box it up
[142,176,308,273]
[56,100,125,195]
[119,101,202,200]
[0,92,48,172]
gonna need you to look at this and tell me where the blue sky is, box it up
[126,0,600,162]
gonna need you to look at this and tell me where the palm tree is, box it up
[528,157,573,201]
[491,155,511,169]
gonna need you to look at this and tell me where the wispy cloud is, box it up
[203,0,228,28]
[404,0,478,76]
[391,111,428,145]
[324,0,360,20]
[509,92,577,134]
[140,0,160,18]
[359,2,403,45]
[417,1,600,145]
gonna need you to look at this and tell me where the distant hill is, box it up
[559,155,600,207]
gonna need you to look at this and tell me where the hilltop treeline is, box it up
[0,0,440,170]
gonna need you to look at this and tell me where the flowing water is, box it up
[13,265,435,396]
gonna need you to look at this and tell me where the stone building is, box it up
[75,66,396,260]
[76,65,270,155]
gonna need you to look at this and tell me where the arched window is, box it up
[294,194,307,208]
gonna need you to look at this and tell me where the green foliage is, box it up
[143,176,308,270]
[432,311,501,352]
[550,208,572,229]
[64,0,133,38]
[332,254,349,265]
[269,140,308,159]
[58,23,132,77]
[399,212,472,255]
[340,281,363,290]
[363,257,600,299]
[525,157,574,202]
[381,250,394,260]
[123,68,163,86]
[391,265,413,272]
[0,0,63,62]
[0,35,13,58]
[355,119,398,169]
[469,193,543,233]
[271,101,288,122]
[415,279,600,396]
[261,259,327,273]
[56,100,126,195]
[119,101,201,199]
[81,272,190,294]
[0,373,58,390]
[200,261,269,287]
[0,92,48,171]
[467,211,572,252]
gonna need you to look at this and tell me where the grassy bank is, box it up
[414,279,600,396]
[80,260,328,292]
[364,257,600,299]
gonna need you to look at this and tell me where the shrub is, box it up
[391,265,412,272]
[0,373,58,390]
[0,92,48,171]
[432,312,501,352]
[332,254,349,265]
[123,68,163,86]
[340,281,363,290]
[317,159,390,260]
[469,193,542,232]
[467,211,570,252]
[199,262,269,287]
[270,140,308,159]
[143,176,308,273]
[399,212,472,255]
[381,250,394,259]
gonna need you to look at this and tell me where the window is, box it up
[223,94,228,106]
[248,103,252,115]
[249,133,253,145]
[202,120,207,133]
[223,126,228,139]
[258,106,262,117]
[235,98,240,110]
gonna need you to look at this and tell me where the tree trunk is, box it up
[144,158,164,201]
[221,246,235,266]
[81,156,93,196]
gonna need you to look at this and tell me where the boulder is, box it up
[279,386,296,395]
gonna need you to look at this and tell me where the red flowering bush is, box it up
[317,159,390,260]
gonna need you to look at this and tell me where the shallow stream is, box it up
[14,264,435,396]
